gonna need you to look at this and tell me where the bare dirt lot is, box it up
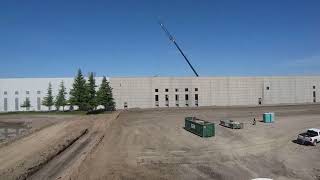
[1,105,320,180]
[0,114,92,180]
[73,105,320,180]
[0,114,76,144]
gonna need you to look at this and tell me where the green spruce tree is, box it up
[42,82,54,111]
[69,69,89,111]
[87,72,97,111]
[97,76,115,111]
[21,97,31,111]
[55,81,67,111]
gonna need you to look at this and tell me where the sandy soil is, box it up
[29,112,120,180]
[72,105,320,180]
[0,114,76,145]
[0,115,91,180]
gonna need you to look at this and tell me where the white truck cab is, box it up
[297,128,320,146]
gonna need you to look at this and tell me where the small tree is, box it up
[42,82,54,111]
[21,98,31,111]
[55,81,67,111]
[69,69,89,111]
[97,76,115,111]
[87,72,97,111]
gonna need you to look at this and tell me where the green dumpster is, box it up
[185,117,215,137]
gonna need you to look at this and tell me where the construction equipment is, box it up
[159,21,199,77]
[220,119,244,129]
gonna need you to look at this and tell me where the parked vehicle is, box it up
[297,128,320,146]
[220,119,244,129]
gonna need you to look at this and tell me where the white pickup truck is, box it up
[297,128,320,146]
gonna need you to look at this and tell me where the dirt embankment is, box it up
[0,116,91,180]
[28,112,120,180]
[0,115,76,146]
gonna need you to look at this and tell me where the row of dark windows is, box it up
[155,94,198,101]
[155,94,198,107]
[155,88,198,93]
[3,91,41,95]
[2,97,42,111]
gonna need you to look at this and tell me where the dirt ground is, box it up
[0,114,93,180]
[0,114,76,144]
[0,105,320,180]
[72,105,320,180]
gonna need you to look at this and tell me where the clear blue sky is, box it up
[1,0,319,78]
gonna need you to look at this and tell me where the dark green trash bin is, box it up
[185,117,215,137]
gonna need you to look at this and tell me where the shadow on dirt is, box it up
[291,139,314,146]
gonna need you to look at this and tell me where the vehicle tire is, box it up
[312,140,317,146]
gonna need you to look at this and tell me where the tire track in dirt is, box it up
[28,112,121,180]
[0,117,91,180]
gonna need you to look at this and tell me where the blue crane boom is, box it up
[159,21,199,77]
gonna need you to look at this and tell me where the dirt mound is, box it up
[0,117,91,180]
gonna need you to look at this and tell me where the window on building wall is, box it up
[15,91,19,95]
[258,98,262,105]
[4,91,7,95]
[164,95,169,107]
[155,89,158,92]
[185,94,189,101]
[155,95,159,107]
[165,89,169,92]
[175,88,179,92]
[37,91,41,94]
[175,94,179,107]
[15,98,19,111]
[195,94,199,106]
[266,86,270,90]
[26,91,30,95]
[4,98,8,111]
[195,88,198,91]
[37,97,41,110]
[185,88,188,92]
[313,86,316,89]
[26,97,30,111]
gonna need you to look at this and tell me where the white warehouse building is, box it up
[0,76,319,112]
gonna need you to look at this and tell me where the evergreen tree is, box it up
[55,81,67,111]
[42,82,54,111]
[21,97,31,111]
[69,69,89,111]
[87,72,97,110]
[97,76,115,111]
